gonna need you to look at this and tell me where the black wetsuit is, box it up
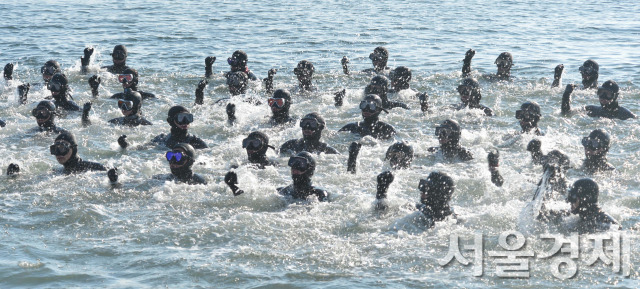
[111,85,156,100]
[583,157,615,174]
[416,204,455,228]
[108,115,152,127]
[453,102,493,116]
[280,138,339,155]
[103,64,130,74]
[52,93,80,112]
[585,104,635,120]
[157,172,207,185]
[36,124,66,134]
[62,156,107,174]
[225,69,257,81]
[269,113,295,126]
[152,128,208,149]
[277,179,328,202]
[542,206,618,234]
[340,116,396,140]
[429,144,473,162]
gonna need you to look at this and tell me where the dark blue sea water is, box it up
[1,0,639,288]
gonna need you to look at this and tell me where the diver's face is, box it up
[121,108,133,117]
[457,85,472,103]
[584,146,606,158]
[169,148,187,169]
[173,119,189,130]
[55,140,73,164]
[570,199,580,213]
[43,73,53,82]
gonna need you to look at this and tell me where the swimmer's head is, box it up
[385,141,414,169]
[435,119,461,146]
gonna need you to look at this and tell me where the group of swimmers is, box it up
[2,44,634,233]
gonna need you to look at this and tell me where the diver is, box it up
[109,68,156,100]
[242,131,277,169]
[453,77,493,116]
[268,89,295,126]
[146,106,208,150]
[579,59,599,89]
[108,91,152,127]
[416,171,457,228]
[339,94,397,140]
[582,129,615,174]
[561,80,635,120]
[32,100,66,133]
[225,50,258,81]
[277,152,329,201]
[102,45,130,74]
[50,131,107,174]
[539,178,618,234]
[155,143,207,185]
[388,66,414,94]
[341,46,390,75]
[293,60,316,93]
[385,141,414,169]
[41,60,62,84]
[217,71,261,105]
[365,75,409,110]
[0,119,5,128]
[47,73,80,112]
[280,112,339,155]
[6,163,20,176]
[373,171,394,210]
[462,49,513,81]
[427,119,473,162]
[516,101,543,135]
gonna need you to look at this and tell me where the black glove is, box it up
[417,92,429,112]
[263,68,277,94]
[7,163,19,175]
[226,103,236,122]
[563,84,575,96]
[341,56,350,75]
[89,75,101,96]
[376,171,394,199]
[205,56,216,78]
[195,79,208,105]
[82,102,92,117]
[18,83,30,105]
[81,48,94,67]
[0,119,5,127]
[464,49,475,62]
[4,63,13,80]
[118,135,129,149]
[107,168,118,183]
[224,171,244,196]
[552,64,564,88]
[347,142,361,174]
[334,89,345,107]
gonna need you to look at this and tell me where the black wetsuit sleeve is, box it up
[459,148,474,161]
[323,145,339,155]
[339,123,358,133]
[378,123,396,140]
[390,101,410,110]
[191,174,207,185]
[279,139,298,155]
[151,134,166,145]
[80,160,107,172]
[141,118,153,125]
[482,105,493,116]
[139,91,156,100]
[65,101,81,112]
[617,107,636,120]
[108,118,120,124]
[561,87,572,116]
[189,136,209,149]
[111,92,124,99]
[247,71,258,81]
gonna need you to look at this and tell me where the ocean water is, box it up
[1,0,639,288]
